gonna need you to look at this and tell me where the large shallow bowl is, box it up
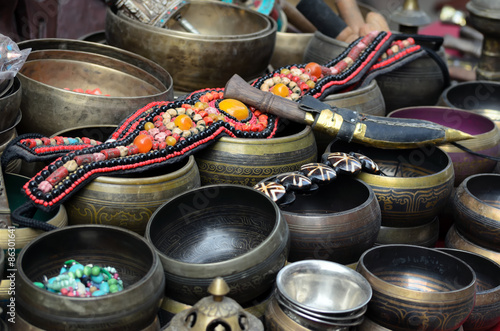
[195,122,317,187]
[106,1,276,92]
[388,106,500,186]
[438,248,500,331]
[326,139,454,227]
[15,225,165,331]
[453,173,500,251]
[17,38,173,136]
[279,176,381,264]
[439,81,500,127]
[146,184,290,305]
[357,244,477,331]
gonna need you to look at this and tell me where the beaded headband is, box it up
[2,31,426,225]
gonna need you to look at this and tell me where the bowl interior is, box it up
[439,248,500,293]
[327,140,449,178]
[444,82,500,112]
[20,226,153,288]
[148,185,277,264]
[277,260,372,313]
[20,58,160,97]
[362,245,475,293]
[165,1,270,35]
[280,177,369,214]
[387,107,495,135]
[466,174,500,209]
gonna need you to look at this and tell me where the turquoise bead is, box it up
[92,290,106,297]
[33,282,45,289]
[91,274,104,283]
[99,282,110,293]
[69,263,84,274]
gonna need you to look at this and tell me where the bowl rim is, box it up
[17,224,161,301]
[446,224,500,265]
[358,244,477,301]
[440,80,500,109]
[218,124,313,144]
[458,173,500,216]
[145,183,287,277]
[437,247,500,296]
[106,2,277,41]
[276,259,372,314]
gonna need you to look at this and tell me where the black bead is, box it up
[186,137,194,144]
[41,170,50,178]
[152,150,160,158]
[52,188,60,196]
[160,149,167,157]
[83,164,92,171]
[30,186,38,194]
[77,168,85,176]
[28,180,37,188]
[116,158,123,166]
[180,140,188,148]
[139,154,146,161]
[167,146,174,154]
[44,193,53,201]
[97,160,105,167]
[70,173,78,181]
[160,105,168,111]
[63,179,72,187]
[249,132,257,138]
[62,156,70,163]
[36,191,44,199]
[35,175,44,183]
[48,164,58,172]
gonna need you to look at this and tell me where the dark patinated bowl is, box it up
[438,248,500,331]
[15,225,165,331]
[446,224,500,265]
[453,173,500,251]
[0,77,22,135]
[439,80,500,127]
[326,139,454,227]
[357,244,476,331]
[387,106,500,186]
[278,176,381,264]
[376,216,439,247]
[146,184,290,305]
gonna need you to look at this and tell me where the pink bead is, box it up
[38,181,53,193]
[93,153,106,162]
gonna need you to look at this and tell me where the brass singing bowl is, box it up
[0,173,67,252]
[106,1,277,92]
[452,173,500,251]
[375,216,439,247]
[195,122,317,187]
[146,184,290,306]
[326,139,454,227]
[15,225,165,331]
[446,224,500,265]
[279,176,381,265]
[54,125,201,236]
[439,81,500,128]
[438,248,500,331]
[0,76,22,134]
[357,244,477,331]
[388,106,500,186]
[17,38,173,136]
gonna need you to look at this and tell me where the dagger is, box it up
[224,74,473,149]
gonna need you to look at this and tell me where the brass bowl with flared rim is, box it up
[375,216,439,247]
[446,224,500,265]
[51,125,201,236]
[195,122,317,187]
[146,184,290,306]
[453,173,500,251]
[15,225,165,331]
[278,176,381,265]
[106,1,277,92]
[387,106,500,186]
[438,248,500,331]
[438,80,500,128]
[326,139,454,227]
[357,244,477,331]
[0,76,22,134]
[16,38,173,136]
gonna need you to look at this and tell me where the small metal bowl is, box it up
[453,173,500,251]
[446,224,500,265]
[438,248,500,331]
[376,216,440,247]
[277,260,372,316]
[357,244,477,331]
[146,184,290,305]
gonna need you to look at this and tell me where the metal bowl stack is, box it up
[0,76,23,172]
[266,260,372,330]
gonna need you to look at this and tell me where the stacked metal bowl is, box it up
[266,260,372,330]
[0,76,22,172]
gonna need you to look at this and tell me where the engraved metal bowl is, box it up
[438,248,500,331]
[438,80,500,128]
[51,125,201,236]
[357,244,477,331]
[387,106,500,186]
[278,176,381,264]
[0,76,22,135]
[106,1,277,92]
[326,139,454,227]
[146,184,290,305]
[16,38,173,136]
[15,225,165,331]
[452,173,500,251]
[375,216,439,247]
[195,122,317,187]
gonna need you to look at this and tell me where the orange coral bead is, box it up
[174,114,193,130]
[218,99,250,120]
[133,134,153,153]
[271,83,289,98]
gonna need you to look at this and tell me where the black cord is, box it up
[451,142,500,162]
